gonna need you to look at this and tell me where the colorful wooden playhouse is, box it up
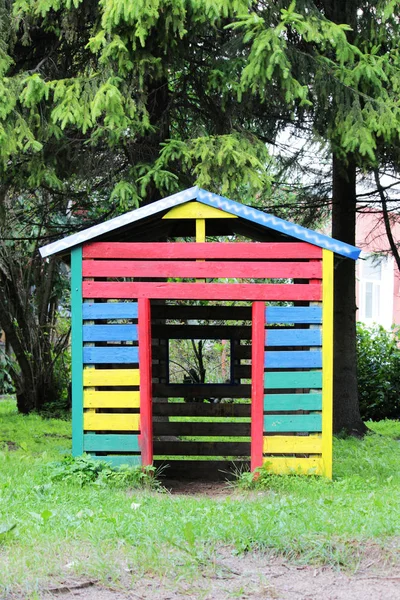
[40,187,360,479]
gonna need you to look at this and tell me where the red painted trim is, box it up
[82,260,322,280]
[82,281,322,301]
[83,242,322,260]
[138,298,153,466]
[251,302,265,472]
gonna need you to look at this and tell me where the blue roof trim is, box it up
[196,188,360,260]
[40,187,198,257]
[39,185,360,259]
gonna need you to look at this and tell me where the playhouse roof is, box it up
[39,187,360,260]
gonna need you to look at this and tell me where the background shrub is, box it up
[356,323,400,421]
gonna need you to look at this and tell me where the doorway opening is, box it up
[151,300,252,480]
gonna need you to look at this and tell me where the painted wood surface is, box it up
[83,242,323,260]
[264,351,322,369]
[251,302,265,471]
[265,329,322,347]
[83,434,140,452]
[153,441,250,456]
[262,457,323,475]
[91,455,142,467]
[162,201,238,219]
[82,324,138,342]
[153,421,250,436]
[264,414,322,433]
[82,302,138,319]
[264,393,322,411]
[83,390,140,408]
[83,346,139,364]
[83,281,322,301]
[83,368,140,386]
[265,306,322,323]
[264,371,322,389]
[263,435,322,454]
[152,402,251,417]
[71,247,83,456]
[196,218,206,243]
[138,298,153,466]
[153,383,251,398]
[322,249,334,478]
[82,260,322,280]
[84,413,140,431]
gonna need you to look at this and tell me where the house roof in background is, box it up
[39,186,360,259]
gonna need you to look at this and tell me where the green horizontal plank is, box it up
[83,434,140,452]
[264,393,322,411]
[265,371,322,390]
[88,454,142,467]
[264,413,322,433]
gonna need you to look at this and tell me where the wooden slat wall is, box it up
[262,304,328,476]
[80,298,142,463]
[76,240,331,475]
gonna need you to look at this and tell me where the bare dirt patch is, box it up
[33,545,400,600]
[1,441,19,451]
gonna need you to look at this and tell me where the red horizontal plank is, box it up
[82,260,322,279]
[83,242,322,260]
[82,281,322,301]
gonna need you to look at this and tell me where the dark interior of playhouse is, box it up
[76,200,325,481]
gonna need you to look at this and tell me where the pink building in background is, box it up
[356,211,400,328]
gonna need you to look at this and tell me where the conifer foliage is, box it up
[1,1,400,427]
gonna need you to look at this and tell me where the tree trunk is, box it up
[331,155,366,435]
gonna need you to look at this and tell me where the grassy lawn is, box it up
[0,396,399,598]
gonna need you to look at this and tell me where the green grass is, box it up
[0,396,399,597]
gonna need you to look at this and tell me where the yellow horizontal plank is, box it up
[84,413,140,431]
[163,201,237,220]
[262,457,323,475]
[83,368,140,387]
[263,435,322,454]
[84,390,140,409]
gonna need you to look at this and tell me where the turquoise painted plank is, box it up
[264,413,322,433]
[265,351,322,369]
[71,247,83,456]
[265,371,322,389]
[265,329,321,347]
[89,454,142,467]
[84,434,140,452]
[266,306,322,324]
[83,347,139,364]
[82,302,138,320]
[83,324,138,342]
[264,393,322,411]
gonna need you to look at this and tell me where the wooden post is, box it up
[71,246,83,456]
[138,298,153,466]
[322,249,334,478]
[251,301,265,471]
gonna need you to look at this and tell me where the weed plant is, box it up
[0,397,399,597]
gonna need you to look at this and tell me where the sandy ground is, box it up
[37,553,400,600]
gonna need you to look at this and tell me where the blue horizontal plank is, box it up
[265,329,321,347]
[265,351,322,369]
[83,347,139,364]
[89,454,142,467]
[83,325,138,342]
[84,434,140,452]
[264,393,322,411]
[265,371,322,389]
[264,413,322,433]
[266,306,322,324]
[82,302,138,320]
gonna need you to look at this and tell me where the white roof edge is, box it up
[39,186,199,258]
